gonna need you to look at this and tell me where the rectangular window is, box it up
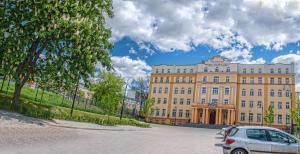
[224,99,229,105]
[212,88,219,95]
[225,88,230,95]
[203,76,207,83]
[251,68,254,74]
[250,78,254,84]
[163,98,167,104]
[178,110,183,117]
[249,113,253,122]
[270,101,274,108]
[155,69,158,73]
[213,76,219,83]
[257,114,262,122]
[172,109,176,117]
[250,89,254,96]
[286,102,290,109]
[167,69,170,73]
[164,87,168,94]
[286,78,290,84]
[186,110,190,118]
[158,87,162,93]
[258,77,263,84]
[153,87,156,93]
[278,68,281,74]
[201,99,206,104]
[286,90,290,97]
[259,68,262,73]
[151,98,155,103]
[257,101,262,108]
[243,68,246,74]
[174,88,178,94]
[187,99,191,105]
[286,68,289,74]
[181,88,185,94]
[278,102,282,109]
[190,69,193,73]
[278,115,282,124]
[189,77,193,83]
[270,68,274,74]
[278,78,282,84]
[180,98,184,105]
[270,90,274,97]
[183,69,186,73]
[160,77,163,83]
[286,115,290,124]
[242,77,247,84]
[162,69,164,73]
[162,109,166,117]
[188,88,192,94]
[202,87,207,94]
[182,77,186,83]
[156,109,160,116]
[157,98,161,104]
[173,98,177,104]
[250,101,254,108]
[176,77,179,83]
[177,69,180,73]
[242,89,246,96]
[166,77,169,83]
[241,113,245,121]
[242,101,246,107]
[258,89,262,96]
[151,108,155,116]
[211,99,218,104]
[270,78,274,84]
[226,76,230,83]
[278,90,282,97]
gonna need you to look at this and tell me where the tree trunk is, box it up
[6,77,11,94]
[0,74,6,92]
[34,87,39,101]
[70,83,79,117]
[12,83,23,111]
[85,99,88,110]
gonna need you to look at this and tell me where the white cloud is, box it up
[111,56,152,81]
[106,0,300,55]
[128,47,137,54]
[220,49,265,64]
[272,54,300,91]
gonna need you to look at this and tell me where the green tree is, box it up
[93,72,124,117]
[2,0,113,109]
[291,101,300,133]
[264,105,275,126]
[139,99,153,120]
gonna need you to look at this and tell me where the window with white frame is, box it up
[270,89,274,97]
[173,98,177,104]
[213,76,219,83]
[278,78,282,84]
[188,88,192,94]
[243,68,246,74]
[212,88,219,95]
[250,89,254,96]
[176,77,179,83]
[249,113,253,122]
[286,68,289,74]
[187,99,191,105]
[251,68,254,73]
[204,67,208,72]
[270,101,274,108]
[156,109,160,116]
[164,87,168,93]
[180,98,184,105]
[286,115,290,124]
[258,77,263,84]
[258,68,262,73]
[257,114,262,122]
[183,69,186,73]
[202,87,206,94]
[257,101,262,108]
[166,77,169,83]
[172,109,176,117]
[186,110,190,118]
[182,77,186,83]
[178,110,183,117]
[278,102,282,109]
[278,90,282,97]
[201,99,206,104]
[226,67,230,72]
[157,98,161,104]
[181,88,185,94]
[242,89,246,96]
[203,76,207,83]
[162,109,166,117]
[286,90,290,97]
[177,69,180,73]
[174,87,178,94]
[242,100,246,107]
[153,87,157,93]
[226,76,230,83]
[286,78,290,84]
[270,78,274,84]
[163,98,167,104]
[278,68,281,74]
[225,87,230,95]
[158,87,162,93]
[250,77,254,84]
[286,102,290,109]
[270,68,274,74]
[242,77,246,84]
[278,115,282,123]
[215,67,219,72]
[160,77,163,83]
[167,69,170,73]
[224,99,229,105]
[258,89,262,96]
[250,101,254,108]
[241,113,245,121]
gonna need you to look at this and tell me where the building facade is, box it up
[148,56,296,129]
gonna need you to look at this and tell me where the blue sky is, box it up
[106,0,300,90]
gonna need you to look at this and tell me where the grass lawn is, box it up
[0,81,149,128]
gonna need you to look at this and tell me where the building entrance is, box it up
[209,110,216,124]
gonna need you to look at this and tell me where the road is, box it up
[0,110,223,154]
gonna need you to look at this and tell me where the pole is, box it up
[262,106,264,126]
[70,81,79,117]
[248,110,251,126]
[120,82,128,120]
[291,92,294,134]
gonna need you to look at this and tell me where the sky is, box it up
[104,0,300,90]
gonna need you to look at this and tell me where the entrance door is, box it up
[209,110,216,124]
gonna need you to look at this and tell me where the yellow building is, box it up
[148,56,296,129]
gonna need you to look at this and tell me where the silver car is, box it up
[223,126,300,154]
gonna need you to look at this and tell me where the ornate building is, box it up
[148,56,296,129]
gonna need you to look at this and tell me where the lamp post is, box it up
[174,106,177,126]
[261,106,264,126]
[248,110,251,126]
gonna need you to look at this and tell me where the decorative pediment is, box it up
[203,56,231,65]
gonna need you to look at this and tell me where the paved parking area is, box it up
[0,110,223,154]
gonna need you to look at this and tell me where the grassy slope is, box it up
[0,81,149,128]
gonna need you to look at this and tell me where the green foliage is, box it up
[264,105,274,126]
[139,99,153,118]
[0,93,149,128]
[291,101,300,131]
[2,0,114,108]
[93,72,124,115]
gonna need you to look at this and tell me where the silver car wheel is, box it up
[232,149,247,154]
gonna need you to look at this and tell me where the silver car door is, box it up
[267,130,298,154]
[245,129,272,154]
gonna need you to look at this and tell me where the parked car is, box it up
[223,126,300,154]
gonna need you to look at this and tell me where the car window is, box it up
[268,130,296,143]
[246,129,267,141]
[228,127,238,136]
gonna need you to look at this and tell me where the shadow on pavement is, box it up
[0,110,50,126]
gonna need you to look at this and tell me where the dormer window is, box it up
[215,67,219,72]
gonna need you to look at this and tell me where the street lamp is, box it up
[261,106,264,126]
[174,106,177,126]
